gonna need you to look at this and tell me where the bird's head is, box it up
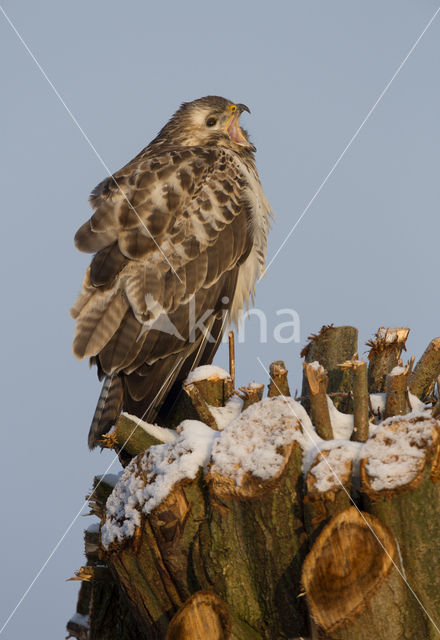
[154,96,256,153]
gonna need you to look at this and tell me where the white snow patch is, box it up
[208,395,243,430]
[309,361,325,373]
[390,365,406,376]
[211,396,318,484]
[326,397,354,439]
[101,420,217,548]
[370,393,386,419]
[86,522,100,534]
[122,413,177,443]
[407,392,427,413]
[362,414,437,491]
[185,365,230,384]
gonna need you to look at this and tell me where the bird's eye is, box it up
[206,116,217,127]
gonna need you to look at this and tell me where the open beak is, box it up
[226,103,256,151]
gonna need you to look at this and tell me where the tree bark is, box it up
[237,383,264,410]
[67,525,141,640]
[366,327,409,393]
[409,337,440,401]
[303,363,333,440]
[198,434,308,639]
[105,473,206,639]
[361,416,440,639]
[338,358,369,442]
[384,364,410,418]
[301,326,358,411]
[303,447,352,544]
[267,360,291,397]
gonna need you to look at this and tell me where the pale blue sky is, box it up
[1,1,439,637]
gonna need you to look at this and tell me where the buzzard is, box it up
[71,96,272,448]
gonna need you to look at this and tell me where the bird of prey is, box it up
[71,96,272,448]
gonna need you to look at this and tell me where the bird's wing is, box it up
[71,146,253,374]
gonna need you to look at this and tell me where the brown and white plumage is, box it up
[71,96,272,448]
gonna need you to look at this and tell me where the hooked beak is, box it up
[236,103,251,115]
[226,103,256,151]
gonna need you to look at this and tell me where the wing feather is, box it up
[73,291,128,359]
[73,145,254,391]
[90,242,128,287]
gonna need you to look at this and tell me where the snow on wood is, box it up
[361,413,437,491]
[326,396,354,439]
[122,413,177,443]
[100,386,436,549]
[207,395,243,430]
[210,396,301,485]
[185,365,230,384]
[101,397,319,547]
[101,420,217,548]
[308,441,361,493]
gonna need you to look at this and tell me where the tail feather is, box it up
[88,375,123,449]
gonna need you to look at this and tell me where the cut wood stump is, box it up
[68,327,440,640]
[165,590,232,640]
[302,507,425,639]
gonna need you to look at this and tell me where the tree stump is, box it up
[68,329,440,640]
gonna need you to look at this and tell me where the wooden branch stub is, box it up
[339,357,369,442]
[366,327,410,393]
[165,590,232,640]
[237,383,264,411]
[84,527,100,562]
[228,331,235,389]
[183,383,218,429]
[301,325,358,411]
[87,476,117,519]
[267,360,290,397]
[68,566,112,583]
[409,337,440,400]
[301,324,335,359]
[303,362,333,440]
[384,363,410,418]
[113,414,164,457]
[183,373,234,430]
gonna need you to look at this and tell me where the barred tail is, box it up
[88,374,123,449]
